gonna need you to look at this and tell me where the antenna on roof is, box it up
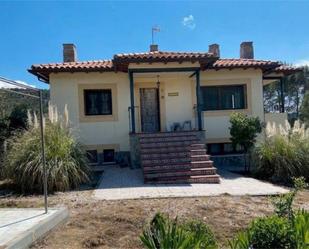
[152,26,160,45]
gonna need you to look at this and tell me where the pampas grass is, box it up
[3,104,89,193]
[254,120,309,183]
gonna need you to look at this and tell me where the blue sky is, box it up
[0,1,308,89]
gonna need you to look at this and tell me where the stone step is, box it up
[145,174,221,184]
[139,135,197,143]
[144,167,217,178]
[190,149,207,156]
[136,131,201,138]
[140,140,202,149]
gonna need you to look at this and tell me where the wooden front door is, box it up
[140,88,160,133]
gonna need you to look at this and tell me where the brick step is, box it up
[141,148,207,155]
[144,167,217,178]
[142,157,191,166]
[143,161,214,172]
[136,131,201,138]
[145,174,221,184]
[140,138,199,146]
[140,141,202,149]
[139,135,197,143]
[191,161,214,168]
[141,153,209,160]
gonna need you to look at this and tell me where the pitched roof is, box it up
[28,51,301,82]
[30,60,113,71]
[113,51,215,63]
[211,58,280,69]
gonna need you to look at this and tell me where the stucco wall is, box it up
[199,69,265,143]
[49,72,131,151]
[49,67,265,149]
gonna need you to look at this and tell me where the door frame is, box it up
[134,81,166,133]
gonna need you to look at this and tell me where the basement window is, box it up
[84,89,112,116]
[86,150,98,164]
[103,149,115,163]
[207,143,244,155]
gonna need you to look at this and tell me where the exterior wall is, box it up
[49,72,131,151]
[265,112,288,126]
[194,69,265,143]
[49,66,265,152]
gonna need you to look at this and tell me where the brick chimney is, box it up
[150,44,158,52]
[208,44,220,57]
[240,41,254,59]
[63,43,77,62]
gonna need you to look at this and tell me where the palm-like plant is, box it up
[140,213,217,249]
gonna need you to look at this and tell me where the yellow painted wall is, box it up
[49,66,266,149]
[49,72,131,151]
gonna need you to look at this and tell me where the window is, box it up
[86,150,98,164]
[103,149,115,162]
[84,89,112,116]
[201,85,246,111]
[207,143,244,155]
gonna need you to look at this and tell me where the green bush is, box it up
[3,106,89,193]
[140,213,217,249]
[229,178,309,249]
[253,121,309,183]
[250,215,295,249]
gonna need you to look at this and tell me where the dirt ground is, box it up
[0,188,308,249]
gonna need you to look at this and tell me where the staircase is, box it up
[138,131,220,184]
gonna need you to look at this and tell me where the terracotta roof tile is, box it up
[31,60,113,71]
[113,51,215,62]
[212,58,280,69]
[271,65,302,73]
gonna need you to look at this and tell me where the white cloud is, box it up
[182,15,196,30]
[294,59,309,67]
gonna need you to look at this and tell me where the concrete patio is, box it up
[94,165,288,200]
[0,208,68,249]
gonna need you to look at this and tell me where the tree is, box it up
[300,91,309,126]
[229,112,262,172]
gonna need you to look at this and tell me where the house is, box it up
[28,42,299,183]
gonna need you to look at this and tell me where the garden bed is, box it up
[0,186,308,248]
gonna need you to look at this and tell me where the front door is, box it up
[140,88,160,133]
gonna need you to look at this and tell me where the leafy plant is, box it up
[140,213,217,249]
[229,112,262,171]
[293,209,309,249]
[3,104,89,193]
[254,121,309,183]
[272,177,308,220]
[228,230,251,249]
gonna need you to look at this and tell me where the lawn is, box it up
[0,187,308,249]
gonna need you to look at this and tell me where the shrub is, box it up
[229,112,262,171]
[140,213,217,249]
[249,215,296,249]
[253,120,309,183]
[3,105,89,193]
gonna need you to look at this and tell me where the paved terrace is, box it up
[0,208,68,249]
[94,165,288,200]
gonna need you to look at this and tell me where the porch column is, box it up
[195,69,203,130]
[129,71,136,133]
[279,78,285,113]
